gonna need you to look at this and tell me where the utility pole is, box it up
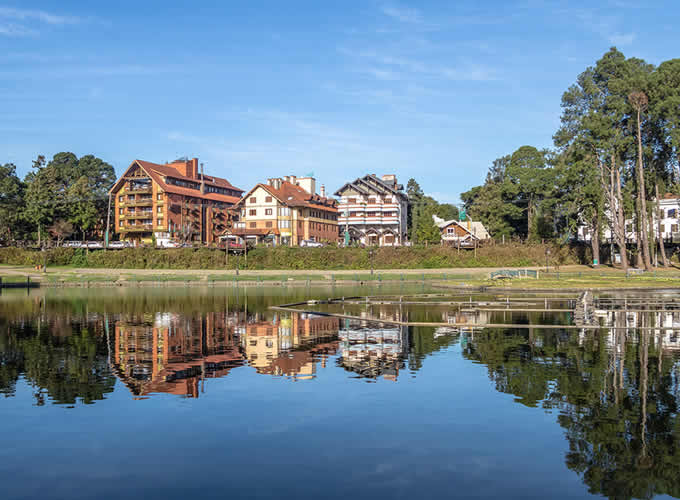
[105,192,112,248]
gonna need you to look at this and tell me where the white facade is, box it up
[335,174,408,246]
[577,196,680,243]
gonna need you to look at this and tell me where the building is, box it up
[335,174,408,246]
[109,157,243,245]
[112,312,243,398]
[433,215,490,247]
[231,175,338,246]
[577,194,680,244]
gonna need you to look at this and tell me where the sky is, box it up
[1,1,679,204]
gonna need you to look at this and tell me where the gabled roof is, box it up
[237,181,337,212]
[334,174,407,199]
[110,159,243,204]
[437,219,490,240]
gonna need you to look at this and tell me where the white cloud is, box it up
[608,32,635,46]
[0,6,80,36]
[381,5,424,24]
[0,23,36,36]
[0,7,80,25]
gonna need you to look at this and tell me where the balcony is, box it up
[121,225,153,232]
[126,212,154,219]
[123,198,154,207]
[123,185,153,194]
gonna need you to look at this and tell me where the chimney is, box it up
[297,177,315,195]
[320,185,326,198]
[200,163,205,194]
[192,158,199,179]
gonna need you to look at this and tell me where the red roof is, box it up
[112,159,243,205]
[238,180,337,212]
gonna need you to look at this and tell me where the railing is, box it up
[123,186,153,194]
[121,225,153,232]
[122,199,154,207]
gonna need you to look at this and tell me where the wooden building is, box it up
[109,157,243,245]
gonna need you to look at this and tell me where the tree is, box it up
[24,153,116,243]
[0,163,25,242]
[48,220,74,246]
[505,145,555,240]
[406,178,424,240]
[629,91,652,270]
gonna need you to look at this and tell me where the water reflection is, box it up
[4,288,680,499]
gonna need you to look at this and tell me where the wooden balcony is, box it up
[120,225,153,233]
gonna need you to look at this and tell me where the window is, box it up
[669,209,677,218]
[279,207,290,216]
[157,193,162,200]
[249,222,257,228]
[119,196,124,202]
[119,221,124,227]
[368,198,376,204]
[279,220,290,229]
[249,209,257,216]
[128,195,135,201]
[660,224,666,233]
[157,218,164,226]
[265,196,272,203]
[265,208,273,215]
[673,224,679,233]
[348,198,356,203]
[157,206,163,213]
[119,208,123,215]
[250,197,257,203]
[385,235,394,243]
[384,197,392,203]
[447,227,455,234]
[266,221,273,228]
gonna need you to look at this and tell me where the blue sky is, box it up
[1,1,679,203]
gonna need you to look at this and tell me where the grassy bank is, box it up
[0,243,590,270]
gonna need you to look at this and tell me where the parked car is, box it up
[63,241,84,248]
[86,241,104,249]
[108,241,131,249]
[300,239,324,248]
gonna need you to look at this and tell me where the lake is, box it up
[1,284,680,500]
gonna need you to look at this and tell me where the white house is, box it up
[335,174,408,246]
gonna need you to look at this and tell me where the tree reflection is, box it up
[463,316,680,500]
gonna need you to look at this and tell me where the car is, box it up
[63,241,84,248]
[300,239,324,248]
[108,241,131,249]
[86,241,104,249]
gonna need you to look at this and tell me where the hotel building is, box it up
[231,175,338,246]
[109,157,243,245]
[335,174,408,246]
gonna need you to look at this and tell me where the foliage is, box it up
[0,243,588,270]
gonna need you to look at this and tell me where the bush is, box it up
[0,242,590,270]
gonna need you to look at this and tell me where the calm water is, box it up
[2,285,680,500]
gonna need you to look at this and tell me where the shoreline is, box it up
[1,264,680,290]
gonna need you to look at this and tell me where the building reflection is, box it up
[337,322,408,381]
[113,311,346,396]
[239,313,339,379]
[113,311,243,398]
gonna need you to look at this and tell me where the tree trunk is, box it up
[635,108,652,270]
[590,214,600,266]
[656,183,669,267]
[37,223,41,247]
